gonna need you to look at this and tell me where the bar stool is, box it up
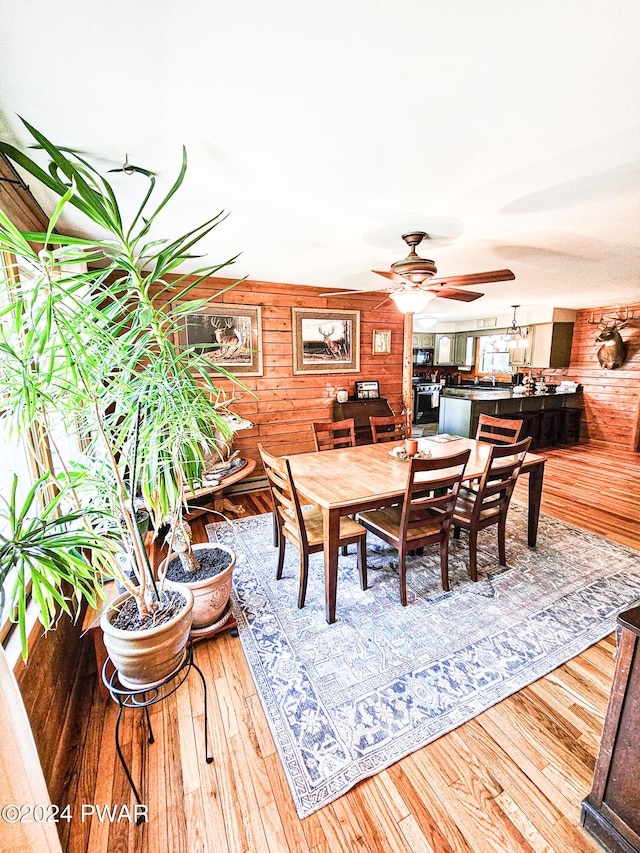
[519,412,541,450]
[559,407,582,444]
[539,410,561,447]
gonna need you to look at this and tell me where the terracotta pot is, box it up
[161,543,236,630]
[100,587,194,689]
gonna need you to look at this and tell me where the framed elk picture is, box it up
[291,308,360,374]
[179,303,263,376]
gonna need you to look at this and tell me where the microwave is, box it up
[413,348,434,366]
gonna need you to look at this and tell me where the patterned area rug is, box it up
[207,505,640,818]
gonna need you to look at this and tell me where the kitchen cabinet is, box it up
[454,333,475,367]
[435,333,475,366]
[530,322,574,368]
[509,323,574,369]
[434,333,455,365]
[412,332,435,348]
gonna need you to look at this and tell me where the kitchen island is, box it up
[439,387,583,447]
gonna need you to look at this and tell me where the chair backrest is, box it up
[398,449,471,541]
[369,414,408,444]
[476,414,524,446]
[258,444,308,548]
[470,437,532,523]
[311,418,356,452]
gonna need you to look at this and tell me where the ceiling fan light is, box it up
[389,289,435,314]
[414,315,437,329]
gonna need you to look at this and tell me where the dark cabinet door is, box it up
[581,605,640,853]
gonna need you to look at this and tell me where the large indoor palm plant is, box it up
[0,119,245,681]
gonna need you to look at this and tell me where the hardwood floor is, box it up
[60,443,639,853]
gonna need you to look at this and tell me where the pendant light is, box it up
[505,305,527,348]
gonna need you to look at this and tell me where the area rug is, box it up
[207,506,640,818]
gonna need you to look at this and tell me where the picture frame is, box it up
[354,380,380,400]
[372,329,391,355]
[291,308,360,375]
[178,303,263,376]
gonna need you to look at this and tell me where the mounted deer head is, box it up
[200,390,255,477]
[587,309,628,369]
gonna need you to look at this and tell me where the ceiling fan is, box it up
[321,231,515,312]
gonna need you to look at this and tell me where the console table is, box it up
[581,605,640,852]
[332,397,393,445]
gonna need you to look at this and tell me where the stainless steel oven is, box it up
[413,382,442,424]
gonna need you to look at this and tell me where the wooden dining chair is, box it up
[258,444,367,609]
[311,418,356,452]
[475,414,524,445]
[369,414,408,444]
[452,436,532,583]
[356,449,471,603]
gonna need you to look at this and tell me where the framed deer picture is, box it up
[291,308,360,374]
[180,303,263,376]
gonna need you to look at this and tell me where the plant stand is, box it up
[190,600,238,642]
[101,641,212,821]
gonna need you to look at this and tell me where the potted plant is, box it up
[0,120,245,686]
[160,516,236,637]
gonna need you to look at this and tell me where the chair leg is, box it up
[297,550,309,609]
[276,533,286,580]
[468,530,478,582]
[440,537,450,592]
[272,513,279,548]
[498,516,507,565]
[453,525,461,540]
[398,546,408,606]
[357,535,367,590]
[341,545,348,556]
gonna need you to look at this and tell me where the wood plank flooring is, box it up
[60,443,639,853]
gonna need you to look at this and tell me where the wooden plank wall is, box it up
[159,275,405,465]
[545,302,640,451]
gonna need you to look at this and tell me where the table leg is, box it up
[322,507,341,624]
[526,460,545,547]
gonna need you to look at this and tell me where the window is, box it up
[479,335,511,373]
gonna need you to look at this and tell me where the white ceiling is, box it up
[1,0,639,322]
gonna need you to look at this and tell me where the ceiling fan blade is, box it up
[372,269,410,284]
[427,269,515,288]
[319,286,390,297]
[430,287,484,302]
[373,295,391,310]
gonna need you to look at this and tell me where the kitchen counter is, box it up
[442,387,579,402]
[439,388,583,444]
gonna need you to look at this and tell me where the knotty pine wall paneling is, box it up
[544,303,640,451]
[158,275,405,467]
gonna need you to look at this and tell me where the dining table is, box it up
[286,437,546,624]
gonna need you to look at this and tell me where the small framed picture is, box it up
[354,380,380,400]
[372,329,391,355]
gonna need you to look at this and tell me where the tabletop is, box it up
[287,438,544,510]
